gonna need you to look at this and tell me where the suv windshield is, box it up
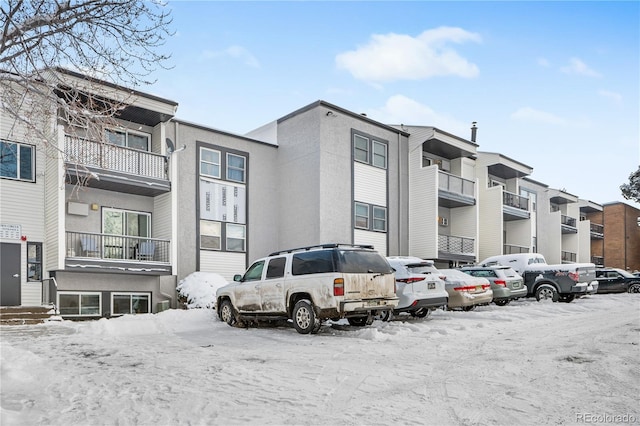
[337,250,393,274]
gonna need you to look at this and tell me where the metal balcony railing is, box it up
[561,215,577,228]
[66,231,170,263]
[64,135,167,180]
[503,191,529,211]
[504,244,529,254]
[438,235,475,254]
[591,256,604,266]
[590,223,604,235]
[438,171,475,197]
[561,251,577,263]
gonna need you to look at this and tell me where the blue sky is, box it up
[150,1,639,208]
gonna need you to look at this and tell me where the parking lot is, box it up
[1,294,639,425]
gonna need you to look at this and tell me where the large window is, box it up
[201,148,221,178]
[227,224,246,252]
[27,242,42,281]
[58,292,101,317]
[112,293,150,315]
[227,153,246,183]
[102,208,151,259]
[354,202,387,232]
[200,220,221,250]
[353,133,387,169]
[106,129,150,151]
[0,141,34,182]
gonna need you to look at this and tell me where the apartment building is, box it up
[3,70,613,315]
[602,202,640,271]
[1,69,179,317]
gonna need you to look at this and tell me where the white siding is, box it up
[21,281,42,306]
[200,251,246,281]
[353,162,386,206]
[153,193,172,240]
[408,158,438,259]
[577,220,591,263]
[354,229,387,256]
[478,186,502,260]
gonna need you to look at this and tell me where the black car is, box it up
[595,268,640,294]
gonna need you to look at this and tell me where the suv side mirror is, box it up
[233,274,243,282]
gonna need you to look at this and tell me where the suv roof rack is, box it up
[269,243,375,256]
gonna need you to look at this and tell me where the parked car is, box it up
[380,257,448,320]
[439,269,493,311]
[459,265,527,306]
[216,243,399,334]
[595,268,640,294]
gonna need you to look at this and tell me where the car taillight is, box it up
[569,272,579,282]
[453,285,477,292]
[397,277,426,283]
[334,278,344,296]
[482,284,491,290]
[494,280,507,287]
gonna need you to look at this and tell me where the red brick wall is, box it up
[603,203,640,271]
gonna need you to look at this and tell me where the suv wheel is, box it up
[628,283,640,293]
[558,294,576,303]
[219,300,236,326]
[292,300,318,334]
[375,310,392,322]
[494,299,510,306]
[411,308,430,318]
[535,284,558,302]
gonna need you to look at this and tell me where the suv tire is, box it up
[628,283,640,293]
[292,300,318,334]
[219,299,236,326]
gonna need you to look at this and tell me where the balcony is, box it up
[438,234,475,262]
[561,215,578,234]
[65,231,171,275]
[503,191,530,221]
[561,251,577,263]
[590,222,604,239]
[64,135,170,196]
[438,171,475,208]
[591,255,604,266]
[504,244,529,254]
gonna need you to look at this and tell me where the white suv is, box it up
[216,244,399,334]
[383,256,448,320]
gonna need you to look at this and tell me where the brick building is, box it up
[602,202,640,272]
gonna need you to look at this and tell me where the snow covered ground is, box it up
[1,293,639,426]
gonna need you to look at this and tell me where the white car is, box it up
[381,256,448,320]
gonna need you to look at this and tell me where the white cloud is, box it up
[199,45,260,68]
[598,89,622,103]
[366,95,469,135]
[537,57,550,67]
[510,107,567,125]
[335,27,481,83]
[560,57,601,77]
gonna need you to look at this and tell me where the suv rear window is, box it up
[336,250,392,274]
[292,250,336,275]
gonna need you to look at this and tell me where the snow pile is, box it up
[176,271,228,309]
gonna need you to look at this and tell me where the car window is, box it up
[502,268,518,278]
[266,257,286,279]
[292,250,335,275]
[243,260,265,282]
[408,265,439,275]
[337,250,392,274]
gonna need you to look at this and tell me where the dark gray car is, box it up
[460,265,527,306]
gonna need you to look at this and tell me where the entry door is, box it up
[0,243,21,306]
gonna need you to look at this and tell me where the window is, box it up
[355,202,369,229]
[372,141,387,168]
[227,153,246,183]
[58,292,101,316]
[422,155,432,168]
[106,129,150,151]
[266,257,286,279]
[102,208,151,259]
[353,133,387,169]
[200,220,221,250]
[355,202,387,232]
[0,141,34,182]
[200,148,221,178]
[227,224,246,252]
[292,251,335,275]
[373,206,387,232]
[243,260,264,281]
[27,242,42,281]
[112,293,150,315]
[354,135,369,163]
